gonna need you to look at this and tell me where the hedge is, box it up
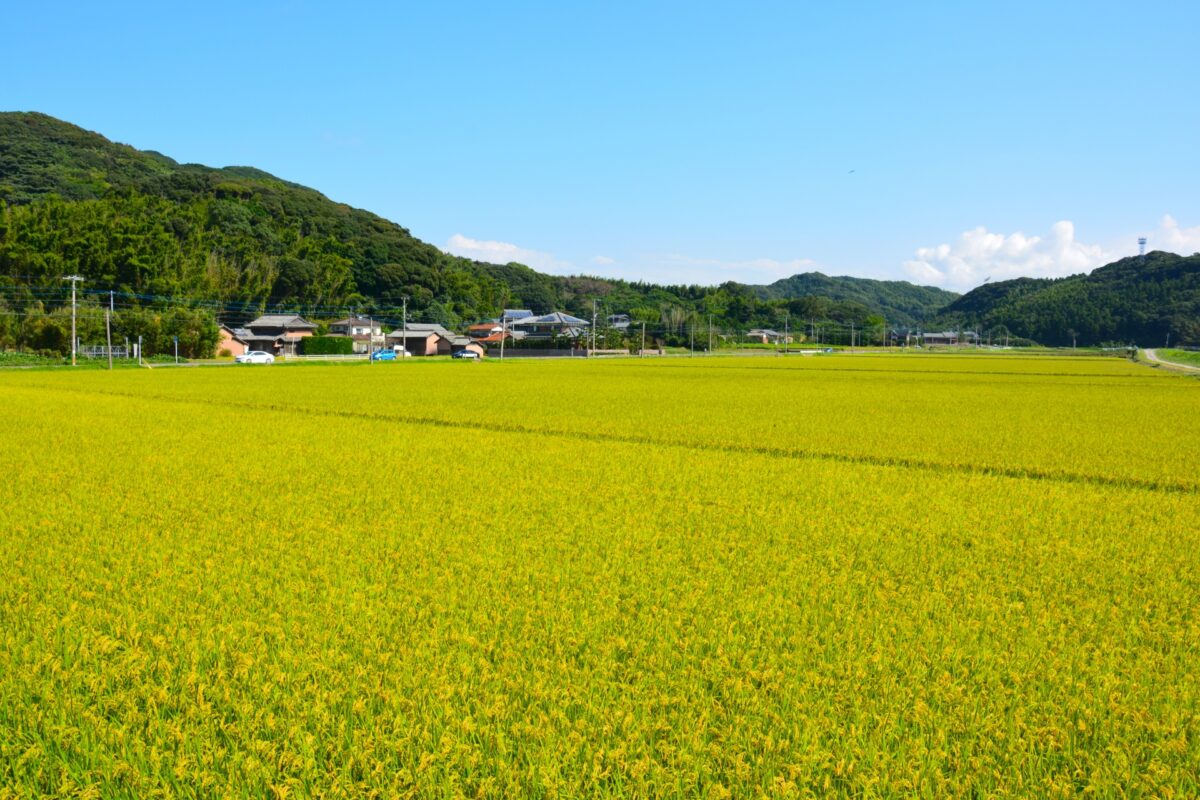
[300,336,354,355]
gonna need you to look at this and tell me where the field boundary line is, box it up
[600,362,1157,380]
[11,383,1197,495]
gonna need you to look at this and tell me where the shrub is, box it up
[300,336,354,355]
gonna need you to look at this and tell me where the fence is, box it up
[284,353,369,361]
[496,349,589,359]
[80,346,130,359]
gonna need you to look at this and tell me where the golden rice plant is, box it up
[0,353,1196,797]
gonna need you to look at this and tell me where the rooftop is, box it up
[330,316,379,327]
[387,323,455,339]
[246,314,317,330]
[515,311,591,327]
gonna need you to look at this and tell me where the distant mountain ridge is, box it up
[2,111,1194,345]
[935,252,1200,346]
[0,111,954,330]
[748,272,959,325]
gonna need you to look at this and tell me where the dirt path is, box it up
[1142,349,1200,373]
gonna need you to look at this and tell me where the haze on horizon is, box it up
[4,0,1198,293]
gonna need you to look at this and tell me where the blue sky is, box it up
[5,1,1199,290]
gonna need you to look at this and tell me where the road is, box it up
[1142,348,1200,373]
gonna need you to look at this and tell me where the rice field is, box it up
[0,353,1197,797]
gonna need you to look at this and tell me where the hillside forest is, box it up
[1,112,1196,355]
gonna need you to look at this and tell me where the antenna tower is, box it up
[1138,237,1147,264]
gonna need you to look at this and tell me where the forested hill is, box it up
[0,111,513,325]
[935,252,1200,346]
[748,272,958,324]
[0,112,954,331]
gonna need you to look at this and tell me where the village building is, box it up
[459,341,487,357]
[501,309,535,324]
[469,320,527,341]
[923,330,978,346]
[467,321,504,339]
[745,328,792,345]
[510,311,591,341]
[241,315,317,356]
[475,330,514,346]
[607,313,632,331]
[217,325,249,357]
[386,323,479,356]
[328,316,386,353]
[888,327,921,346]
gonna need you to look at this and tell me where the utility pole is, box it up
[1165,331,1171,348]
[105,309,113,370]
[109,290,114,314]
[500,316,506,361]
[368,315,374,364]
[640,321,646,357]
[784,312,789,355]
[173,335,179,364]
[708,314,713,353]
[850,321,856,352]
[690,320,694,356]
[401,296,408,355]
[63,275,83,365]
[591,299,598,357]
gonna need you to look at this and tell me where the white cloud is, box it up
[903,221,1111,291]
[442,234,573,274]
[445,215,1199,290]
[1155,214,1200,254]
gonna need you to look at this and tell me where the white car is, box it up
[235,351,275,364]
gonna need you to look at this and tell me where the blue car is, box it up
[371,349,410,361]
[452,349,480,359]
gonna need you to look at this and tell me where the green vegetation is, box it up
[0,299,217,358]
[0,355,1197,795]
[1156,348,1200,368]
[751,271,958,325]
[0,351,183,369]
[937,252,1200,346]
[300,335,355,356]
[0,112,951,353]
[0,351,62,367]
[3,112,1196,352]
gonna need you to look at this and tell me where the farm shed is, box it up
[217,325,249,357]
[387,323,457,356]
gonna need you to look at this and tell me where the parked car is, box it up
[452,349,481,359]
[235,351,275,364]
[371,348,411,361]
